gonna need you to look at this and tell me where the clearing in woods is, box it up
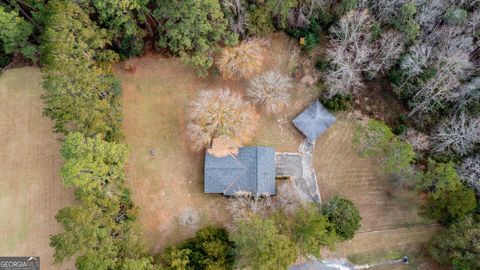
[0,67,74,269]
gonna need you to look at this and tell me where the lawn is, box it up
[314,118,445,269]
[0,67,74,269]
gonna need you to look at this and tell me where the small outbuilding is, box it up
[204,146,276,196]
[293,101,336,142]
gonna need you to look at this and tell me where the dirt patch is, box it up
[0,67,75,269]
[352,78,409,126]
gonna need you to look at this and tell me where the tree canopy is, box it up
[419,159,477,224]
[0,6,36,61]
[41,0,122,141]
[51,133,153,270]
[322,196,361,240]
[232,215,297,270]
[154,0,238,76]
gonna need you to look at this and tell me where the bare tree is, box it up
[453,77,480,111]
[367,30,406,76]
[288,0,332,29]
[368,0,407,23]
[402,128,432,151]
[217,39,265,80]
[458,155,480,195]
[398,26,475,116]
[324,10,405,97]
[227,193,274,223]
[187,89,258,151]
[221,0,248,37]
[400,44,433,77]
[247,70,293,114]
[432,112,480,155]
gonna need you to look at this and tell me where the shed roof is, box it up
[204,146,276,196]
[293,101,336,142]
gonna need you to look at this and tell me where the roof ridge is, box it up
[223,152,248,194]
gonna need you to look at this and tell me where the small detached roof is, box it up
[293,101,336,142]
[204,146,276,196]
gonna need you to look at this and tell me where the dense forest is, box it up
[1,0,479,269]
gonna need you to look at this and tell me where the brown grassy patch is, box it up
[314,118,444,269]
[0,67,74,269]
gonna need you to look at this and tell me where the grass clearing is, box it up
[0,67,74,269]
[314,118,445,269]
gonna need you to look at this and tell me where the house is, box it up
[293,100,336,142]
[204,146,276,196]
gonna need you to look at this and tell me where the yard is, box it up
[0,68,74,269]
[115,33,314,251]
[117,32,442,269]
[314,119,444,269]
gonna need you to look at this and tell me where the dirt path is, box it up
[0,68,75,269]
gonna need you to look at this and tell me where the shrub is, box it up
[187,88,258,151]
[322,94,352,111]
[392,124,406,135]
[217,39,265,80]
[161,226,235,270]
[247,70,292,114]
[286,18,321,51]
[322,196,361,240]
[315,58,329,71]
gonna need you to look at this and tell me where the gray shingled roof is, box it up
[293,101,336,142]
[204,147,276,196]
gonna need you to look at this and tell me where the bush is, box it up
[322,94,352,111]
[187,88,258,151]
[247,70,292,114]
[315,58,329,71]
[392,124,406,135]
[161,226,235,270]
[285,18,321,51]
[217,39,265,80]
[322,196,361,240]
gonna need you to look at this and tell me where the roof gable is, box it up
[204,147,276,196]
